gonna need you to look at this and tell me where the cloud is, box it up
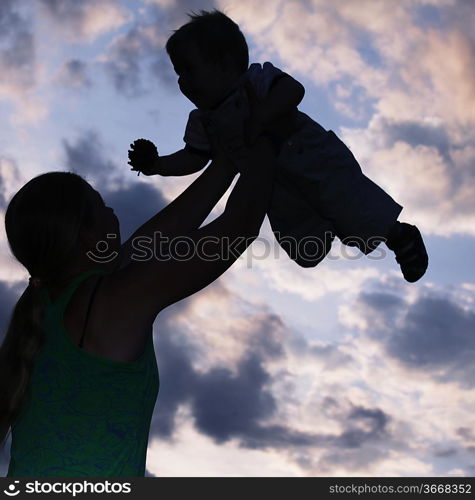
[102,22,172,97]
[307,342,355,371]
[55,59,92,89]
[386,296,475,386]
[254,247,380,302]
[229,0,475,235]
[457,427,475,443]
[230,0,392,92]
[153,322,395,462]
[315,403,394,473]
[191,353,277,442]
[146,278,405,475]
[346,284,475,388]
[143,0,218,28]
[0,0,35,95]
[169,279,289,371]
[38,0,131,43]
[62,130,118,185]
[101,1,217,97]
[380,119,452,164]
[103,181,170,243]
[0,279,26,343]
[342,118,475,236]
[0,0,46,124]
[336,406,389,449]
[0,157,22,211]
[150,297,299,444]
[61,129,169,241]
[1,244,468,475]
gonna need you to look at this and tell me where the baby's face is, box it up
[171,45,238,110]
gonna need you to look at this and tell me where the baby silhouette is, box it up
[128,10,428,282]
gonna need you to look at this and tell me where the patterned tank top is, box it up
[7,268,159,477]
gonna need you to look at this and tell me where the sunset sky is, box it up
[1,0,474,477]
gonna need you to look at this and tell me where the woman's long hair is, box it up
[0,171,96,449]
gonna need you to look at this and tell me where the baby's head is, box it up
[166,9,249,109]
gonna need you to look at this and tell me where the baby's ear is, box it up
[222,54,240,77]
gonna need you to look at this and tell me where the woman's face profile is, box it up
[83,188,121,262]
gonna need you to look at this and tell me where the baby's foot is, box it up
[386,222,428,282]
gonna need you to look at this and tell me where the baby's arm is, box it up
[129,139,210,177]
[246,75,305,143]
[255,75,304,124]
[157,148,210,176]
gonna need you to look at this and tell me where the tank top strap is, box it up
[79,271,107,349]
[43,269,111,308]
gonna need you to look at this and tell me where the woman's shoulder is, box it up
[99,248,165,326]
[75,263,154,363]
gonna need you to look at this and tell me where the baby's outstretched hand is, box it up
[128,138,159,176]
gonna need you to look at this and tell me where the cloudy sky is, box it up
[1,0,474,477]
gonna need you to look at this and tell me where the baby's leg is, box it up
[268,167,335,267]
[285,130,403,254]
[284,130,427,281]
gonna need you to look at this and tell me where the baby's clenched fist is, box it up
[128,139,159,176]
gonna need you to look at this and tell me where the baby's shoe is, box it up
[386,222,428,282]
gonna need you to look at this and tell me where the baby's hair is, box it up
[166,9,249,74]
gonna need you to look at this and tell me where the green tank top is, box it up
[7,268,159,477]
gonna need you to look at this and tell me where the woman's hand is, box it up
[202,115,242,177]
[128,139,160,176]
[244,113,264,147]
[243,80,265,147]
[244,135,276,176]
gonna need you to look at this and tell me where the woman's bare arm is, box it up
[119,154,238,268]
[112,138,275,322]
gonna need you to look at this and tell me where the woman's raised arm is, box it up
[118,153,238,268]
[111,137,275,323]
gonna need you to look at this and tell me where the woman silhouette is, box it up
[1,138,275,477]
